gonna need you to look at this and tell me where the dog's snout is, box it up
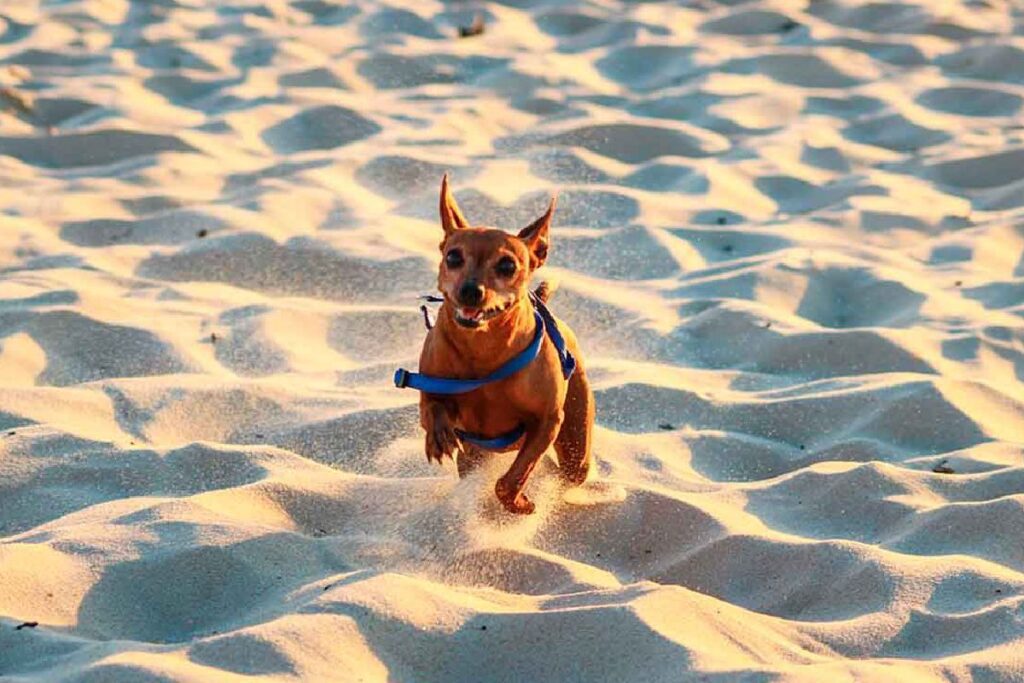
[458,280,484,306]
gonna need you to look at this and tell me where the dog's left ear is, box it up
[517,195,556,269]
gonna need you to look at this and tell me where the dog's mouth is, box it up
[454,300,514,328]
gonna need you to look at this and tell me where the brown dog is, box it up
[403,175,594,514]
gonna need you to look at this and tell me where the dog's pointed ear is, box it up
[440,174,470,236]
[517,194,556,268]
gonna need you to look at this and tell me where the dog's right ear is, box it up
[517,194,556,269]
[440,174,470,236]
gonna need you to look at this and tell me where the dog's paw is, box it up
[425,415,459,464]
[495,477,535,515]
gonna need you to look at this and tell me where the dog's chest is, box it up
[454,381,526,430]
[453,363,564,436]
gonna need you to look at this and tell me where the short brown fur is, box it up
[418,175,594,514]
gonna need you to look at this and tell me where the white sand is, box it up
[2,0,1024,680]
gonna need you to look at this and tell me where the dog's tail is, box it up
[533,280,558,303]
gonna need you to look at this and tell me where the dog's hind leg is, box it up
[553,363,594,486]
[457,443,486,478]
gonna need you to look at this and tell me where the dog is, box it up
[394,175,594,514]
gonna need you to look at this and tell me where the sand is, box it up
[2,0,1024,680]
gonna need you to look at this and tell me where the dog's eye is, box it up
[445,249,464,269]
[495,256,517,278]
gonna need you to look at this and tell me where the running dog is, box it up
[394,175,594,514]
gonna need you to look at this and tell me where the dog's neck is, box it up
[437,295,536,376]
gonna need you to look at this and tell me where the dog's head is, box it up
[435,174,554,329]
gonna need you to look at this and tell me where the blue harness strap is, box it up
[530,292,575,381]
[455,424,525,450]
[394,295,576,450]
[393,310,545,394]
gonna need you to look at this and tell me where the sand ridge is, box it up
[2,0,1024,680]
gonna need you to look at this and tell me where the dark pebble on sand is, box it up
[658,423,674,430]
[458,15,485,38]
[197,229,208,238]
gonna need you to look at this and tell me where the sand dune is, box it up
[2,0,1024,680]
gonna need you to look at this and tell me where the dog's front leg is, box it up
[495,410,563,514]
[421,394,459,464]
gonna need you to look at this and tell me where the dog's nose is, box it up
[458,281,484,306]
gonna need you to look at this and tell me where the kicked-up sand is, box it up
[2,0,1024,680]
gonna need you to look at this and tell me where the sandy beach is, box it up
[2,0,1024,680]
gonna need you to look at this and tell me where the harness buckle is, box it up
[394,368,411,389]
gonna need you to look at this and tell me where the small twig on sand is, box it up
[0,86,34,117]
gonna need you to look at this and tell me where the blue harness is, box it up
[394,292,575,450]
